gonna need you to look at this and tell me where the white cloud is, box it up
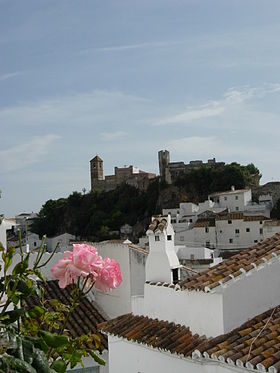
[0,71,22,81]
[166,135,270,163]
[0,134,59,173]
[0,90,150,130]
[100,131,127,142]
[155,104,225,125]
[80,40,185,54]
[154,84,280,126]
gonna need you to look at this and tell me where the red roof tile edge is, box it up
[99,307,280,373]
[147,232,280,294]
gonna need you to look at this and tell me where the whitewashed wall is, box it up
[142,256,280,338]
[107,336,242,373]
[222,257,280,333]
[93,242,131,318]
[141,284,224,337]
[176,246,213,260]
[216,218,265,250]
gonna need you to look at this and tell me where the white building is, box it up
[163,187,279,252]
[46,232,76,252]
[92,240,147,319]
[100,218,280,373]
[0,218,17,250]
[15,212,37,236]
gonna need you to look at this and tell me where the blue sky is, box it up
[1,0,280,216]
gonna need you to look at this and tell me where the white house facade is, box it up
[100,216,280,373]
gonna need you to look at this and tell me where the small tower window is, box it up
[167,235,172,241]
[172,268,179,284]
[155,236,160,242]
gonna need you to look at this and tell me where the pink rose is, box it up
[51,244,122,292]
[95,257,122,292]
[51,244,103,288]
[72,244,103,278]
[51,251,89,288]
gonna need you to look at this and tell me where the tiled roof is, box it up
[147,232,280,293]
[147,217,168,233]
[209,188,250,197]
[99,313,207,355]
[216,212,268,221]
[25,280,108,351]
[194,218,215,228]
[99,307,280,372]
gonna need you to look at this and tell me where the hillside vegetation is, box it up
[32,162,260,241]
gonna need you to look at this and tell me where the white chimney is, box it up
[145,215,181,284]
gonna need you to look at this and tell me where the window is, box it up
[205,227,209,233]
[260,221,263,224]
[254,240,258,243]
[229,238,233,243]
[235,207,239,211]
[224,196,227,201]
[172,268,179,284]
[155,236,160,242]
[235,195,238,200]
[34,242,37,247]
[220,230,223,233]
[189,219,193,223]
[190,254,195,260]
[260,228,263,235]
[206,241,210,248]
[235,229,240,234]
[171,219,176,224]
[246,228,250,232]
[167,235,172,241]
[228,220,232,224]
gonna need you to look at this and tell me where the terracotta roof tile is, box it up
[99,313,207,357]
[178,232,280,292]
[147,216,168,233]
[99,306,280,371]
[25,280,108,351]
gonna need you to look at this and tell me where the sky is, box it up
[1,0,280,216]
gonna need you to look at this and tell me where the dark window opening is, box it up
[172,268,179,284]
[167,235,172,241]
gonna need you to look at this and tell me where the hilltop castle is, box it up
[158,150,226,184]
[90,155,156,192]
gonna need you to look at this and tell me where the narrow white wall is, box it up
[93,242,131,318]
[141,284,224,337]
[129,250,146,296]
[223,258,280,333]
[108,336,241,373]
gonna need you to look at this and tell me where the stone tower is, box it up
[158,150,171,184]
[90,155,103,190]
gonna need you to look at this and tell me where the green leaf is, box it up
[51,359,67,373]
[3,355,37,373]
[38,330,69,348]
[0,308,25,324]
[12,253,30,275]
[89,350,106,366]
[32,348,53,373]
[2,246,16,271]
[22,338,35,364]
[70,350,83,369]
[28,305,47,318]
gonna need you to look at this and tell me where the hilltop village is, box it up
[2,151,280,372]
